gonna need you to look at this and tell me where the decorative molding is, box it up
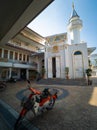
[52,46,59,53]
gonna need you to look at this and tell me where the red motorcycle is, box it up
[14,80,57,129]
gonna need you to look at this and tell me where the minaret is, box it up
[67,3,83,44]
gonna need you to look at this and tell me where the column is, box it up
[9,68,12,79]
[2,48,4,58]
[13,51,15,61]
[25,55,27,62]
[44,51,47,79]
[48,57,52,78]
[26,69,29,80]
[8,50,10,59]
[37,57,40,72]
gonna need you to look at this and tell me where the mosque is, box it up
[0,3,96,80]
[44,4,95,79]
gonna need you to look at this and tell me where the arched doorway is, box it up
[73,51,84,78]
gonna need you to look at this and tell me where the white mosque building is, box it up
[0,3,96,80]
[44,4,96,79]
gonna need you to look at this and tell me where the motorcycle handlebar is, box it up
[27,80,31,84]
[27,80,41,95]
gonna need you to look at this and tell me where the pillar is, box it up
[26,69,29,80]
[9,68,12,79]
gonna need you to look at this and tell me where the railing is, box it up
[0,59,37,68]
[8,59,37,64]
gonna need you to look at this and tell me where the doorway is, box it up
[52,57,56,78]
[74,51,84,78]
[20,69,26,80]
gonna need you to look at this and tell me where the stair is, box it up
[36,78,86,86]
[0,100,39,130]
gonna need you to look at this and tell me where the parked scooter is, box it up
[14,80,58,129]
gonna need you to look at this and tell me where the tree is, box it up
[88,59,92,67]
[41,68,45,78]
[86,68,92,85]
[65,67,69,79]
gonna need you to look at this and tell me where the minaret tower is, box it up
[67,3,83,44]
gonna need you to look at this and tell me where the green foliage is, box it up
[41,68,45,77]
[65,67,69,79]
[88,59,92,67]
[86,68,92,77]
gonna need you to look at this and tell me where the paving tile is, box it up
[0,77,97,130]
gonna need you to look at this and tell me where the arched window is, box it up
[74,51,82,55]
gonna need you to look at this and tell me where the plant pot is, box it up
[66,75,69,79]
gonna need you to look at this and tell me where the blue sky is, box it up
[28,0,97,54]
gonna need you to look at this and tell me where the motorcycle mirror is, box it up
[27,80,31,84]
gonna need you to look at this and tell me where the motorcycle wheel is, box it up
[46,98,55,110]
[14,108,27,130]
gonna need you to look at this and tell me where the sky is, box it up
[27,0,97,54]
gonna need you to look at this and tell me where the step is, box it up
[0,100,39,130]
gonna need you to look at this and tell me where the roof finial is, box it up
[70,2,79,19]
[72,2,74,10]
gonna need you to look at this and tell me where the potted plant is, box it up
[86,68,92,85]
[41,68,46,78]
[65,67,69,79]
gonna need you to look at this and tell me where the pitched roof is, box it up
[70,3,79,19]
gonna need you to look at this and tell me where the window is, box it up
[0,48,2,57]
[74,51,82,55]
[27,55,29,62]
[23,55,25,61]
[9,51,13,59]
[54,36,61,41]
[4,50,8,58]
[15,52,18,60]
[19,53,22,61]
[12,70,18,77]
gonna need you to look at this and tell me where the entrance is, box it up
[20,69,26,79]
[48,56,61,78]
[52,57,56,78]
[74,51,83,78]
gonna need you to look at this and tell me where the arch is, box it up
[73,50,84,78]
[74,51,82,55]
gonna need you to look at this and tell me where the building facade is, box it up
[44,4,94,79]
[0,4,96,80]
[89,54,97,76]
[0,27,45,80]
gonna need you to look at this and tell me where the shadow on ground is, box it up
[0,78,97,130]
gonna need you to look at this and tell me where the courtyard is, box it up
[0,78,97,130]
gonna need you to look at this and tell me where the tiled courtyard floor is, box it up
[0,78,97,130]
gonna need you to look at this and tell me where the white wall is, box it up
[68,43,88,78]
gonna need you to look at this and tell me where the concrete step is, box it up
[0,100,39,130]
[36,78,87,86]
[0,113,11,130]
